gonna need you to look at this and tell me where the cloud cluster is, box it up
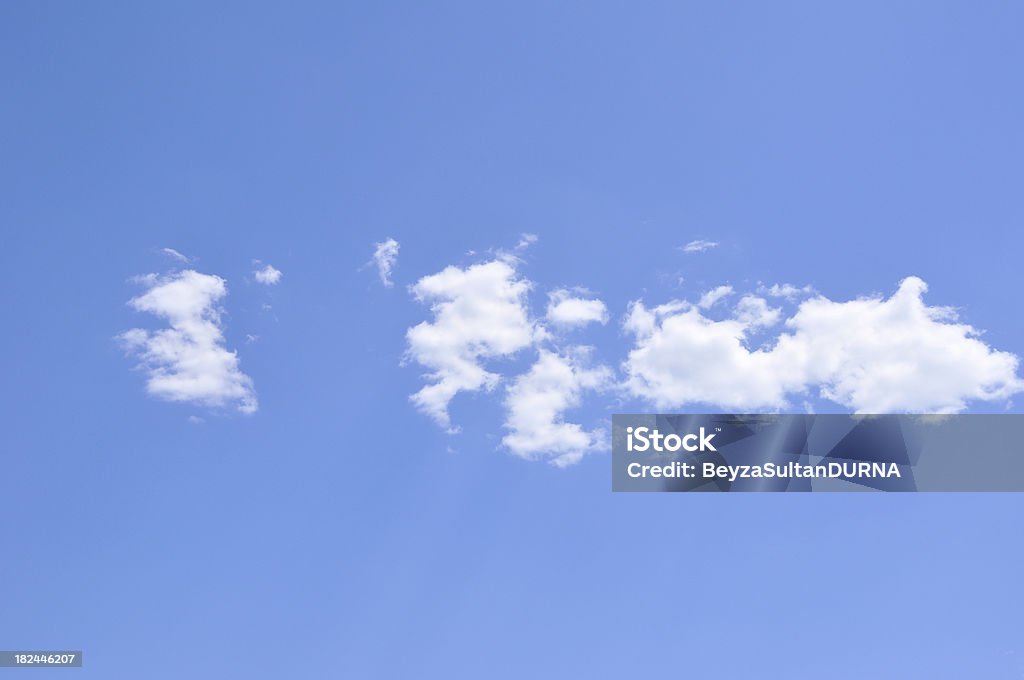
[406,257,611,461]
[128,240,1023,467]
[120,270,258,414]
[624,277,1022,413]
[405,241,1023,465]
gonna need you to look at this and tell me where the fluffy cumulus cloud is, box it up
[502,348,612,467]
[546,289,609,328]
[624,300,794,410]
[682,239,718,254]
[253,263,283,285]
[406,256,612,463]
[779,278,1021,412]
[120,270,258,414]
[734,295,781,329]
[406,259,536,430]
[371,238,400,287]
[624,277,1022,413]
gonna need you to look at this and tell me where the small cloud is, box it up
[130,273,159,286]
[371,238,400,287]
[761,283,816,300]
[515,233,539,251]
[161,247,190,263]
[733,295,781,329]
[253,263,283,285]
[546,289,609,328]
[698,285,733,309]
[246,334,259,344]
[120,270,258,414]
[187,415,205,425]
[681,239,719,254]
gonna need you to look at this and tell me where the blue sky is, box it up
[3,1,1024,677]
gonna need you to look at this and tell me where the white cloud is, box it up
[120,270,258,414]
[516,233,539,251]
[682,239,719,254]
[698,285,734,309]
[546,289,609,328]
[406,239,1023,465]
[624,300,794,410]
[161,247,189,263]
[781,277,1021,412]
[502,347,612,467]
[371,238,400,287]
[253,263,283,285]
[406,257,612,459]
[762,283,816,300]
[406,259,536,429]
[624,277,1023,413]
[734,295,781,329]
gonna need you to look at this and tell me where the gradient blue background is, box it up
[2,2,1023,677]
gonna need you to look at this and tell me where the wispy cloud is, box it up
[371,238,400,287]
[120,270,257,414]
[161,247,190,263]
[253,263,283,285]
[681,239,719,254]
[760,282,816,300]
[515,233,539,251]
[697,285,733,309]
